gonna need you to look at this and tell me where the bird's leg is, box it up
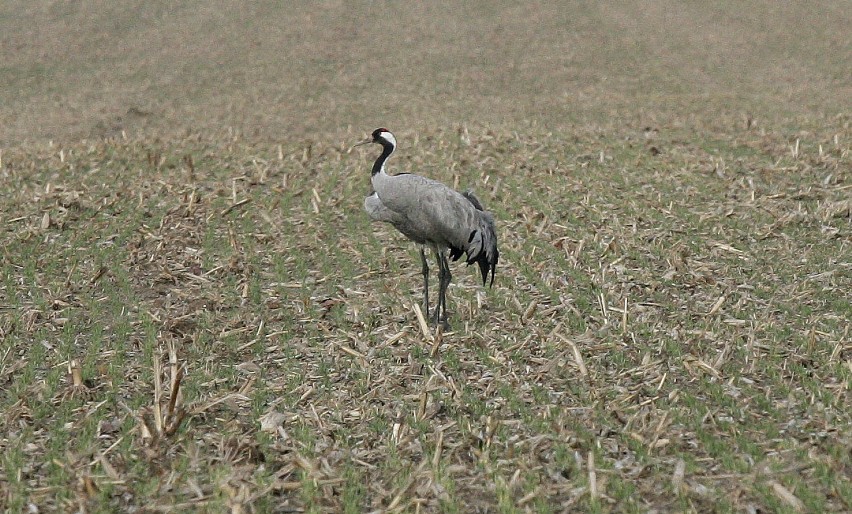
[432,250,452,329]
[440,252,452,326]
[431,249,444,326]
[420,247,430,318]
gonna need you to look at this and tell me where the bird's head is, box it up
[355,128,396,149]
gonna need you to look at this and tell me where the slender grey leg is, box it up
[439,252,452,325]
[431,249,443,325]
[420,247,430,318]
[432,249,452,328]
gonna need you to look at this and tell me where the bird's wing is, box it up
[374,174,472,244]
[374,175,499,285]
[364,191,402,224]
[364,190,425,244]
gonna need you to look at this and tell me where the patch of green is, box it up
[1,17,848,507]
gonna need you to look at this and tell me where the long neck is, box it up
[371,142,395,176]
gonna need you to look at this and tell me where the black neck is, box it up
[371,141,395,176]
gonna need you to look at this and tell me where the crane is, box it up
[356,128,499,328]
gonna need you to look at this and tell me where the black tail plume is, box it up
[474,246,498,286]
[462,190,485,211]
[462,189,498,287]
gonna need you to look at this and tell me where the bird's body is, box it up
[358,128,498,326]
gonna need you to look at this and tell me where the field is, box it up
[1,2,850,512]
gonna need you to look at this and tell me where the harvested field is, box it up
[1,2,850,512]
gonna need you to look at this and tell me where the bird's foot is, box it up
[429,312,451,331]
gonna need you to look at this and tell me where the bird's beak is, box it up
[352,137,372,148]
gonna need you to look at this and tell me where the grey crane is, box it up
[356,128,499,327]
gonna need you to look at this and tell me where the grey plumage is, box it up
[358,128,499,326]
